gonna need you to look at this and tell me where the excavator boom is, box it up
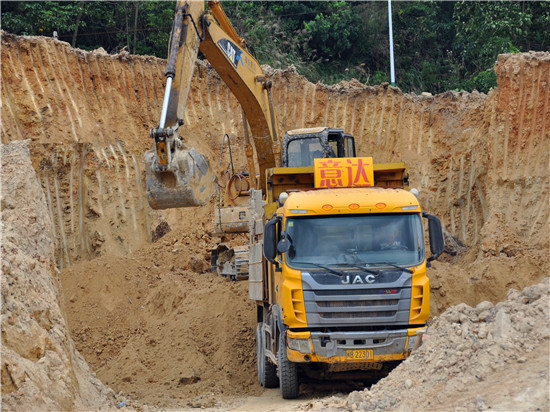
[199,11,280,186]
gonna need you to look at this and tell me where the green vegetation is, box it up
[2,1,549,94]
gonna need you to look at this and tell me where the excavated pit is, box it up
[1,32,548,409]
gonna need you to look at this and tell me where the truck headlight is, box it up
[288,338,313,354]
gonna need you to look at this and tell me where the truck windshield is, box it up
[285,214,424,269]
[287,137,329,167]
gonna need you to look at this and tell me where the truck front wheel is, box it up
[278,331,300,399]
[256,322,278,388]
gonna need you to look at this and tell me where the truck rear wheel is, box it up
[256,322,278,388]
[278,331,300,399]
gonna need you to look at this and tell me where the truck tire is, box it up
[256,322,278,388]
[278,331,300,399]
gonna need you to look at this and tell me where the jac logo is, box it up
[341,274,376,284]
[218,38,244,68]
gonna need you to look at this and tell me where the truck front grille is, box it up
[320,310,396,319]
[318,299,399,308]
[302,271,412,327]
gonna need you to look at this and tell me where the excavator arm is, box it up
[161,0,204,130]
[146,0,280,210]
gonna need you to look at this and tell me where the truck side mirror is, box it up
[264,217,281,264]
[277,231,290,253]
[422,212,445,266]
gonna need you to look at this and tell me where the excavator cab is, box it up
[282,127,356,167]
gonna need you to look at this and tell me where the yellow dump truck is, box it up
[250,147,444,398]
[144,0,445,399]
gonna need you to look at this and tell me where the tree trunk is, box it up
[133,2,140,54]
[71,4,84,48]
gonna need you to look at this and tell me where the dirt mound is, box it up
[59,226,259,409]
[311,279,550,411]
[1,140,114,411]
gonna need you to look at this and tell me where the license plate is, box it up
[345,349,373,360]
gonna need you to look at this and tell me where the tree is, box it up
[452,1,549,92]
[2,1,548,93]
[301,2,362,61]
[2,2,85,38]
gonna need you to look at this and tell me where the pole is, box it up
[388,0,396,87]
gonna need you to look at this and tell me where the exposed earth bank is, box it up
[1,32,548,410]
[1,141,114,411]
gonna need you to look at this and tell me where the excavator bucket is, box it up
[145,145,216,209]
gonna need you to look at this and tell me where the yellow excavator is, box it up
[145,0,444,399]
[145,0,356,211]
[145,0,281,210]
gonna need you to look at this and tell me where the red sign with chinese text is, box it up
[314,157,374,188]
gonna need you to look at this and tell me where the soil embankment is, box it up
[1,140,114,410]
[310,279,550,411]
[1,32,548,409]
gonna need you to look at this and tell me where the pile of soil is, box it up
[310,279,549,411]
[59,226,258,409]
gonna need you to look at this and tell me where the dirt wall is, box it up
[1,140,114,411]
[1,32,548,409]
[2,32,547,308]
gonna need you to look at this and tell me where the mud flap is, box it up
[145,146,216,209]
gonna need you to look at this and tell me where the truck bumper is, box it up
[286,327,425,364]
